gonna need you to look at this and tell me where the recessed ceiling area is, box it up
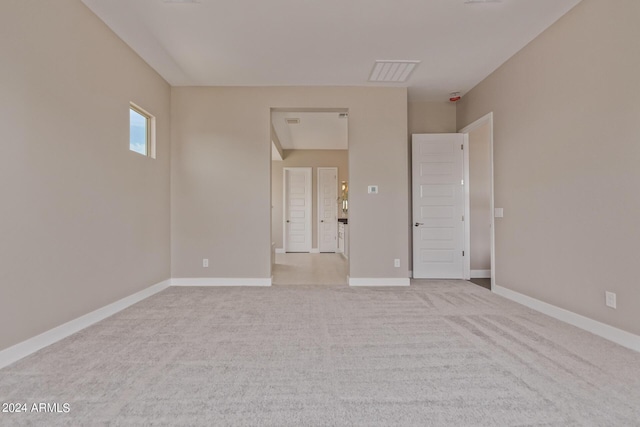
[272,112,348,153]
[80,0,582,101]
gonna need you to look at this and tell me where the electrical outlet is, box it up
[605,291,616,309]
[394,259,400,268]
[203,258,209,268]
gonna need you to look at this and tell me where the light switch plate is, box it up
[605,291,617,309]
[368,185,379,194]
[495,208,504,218]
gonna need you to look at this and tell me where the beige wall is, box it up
[0,0,171,351]
[408,101,457,134]
[457,0,640,335]
[468,123,492,272]
[272,150,349,250]
[171,86,408,279]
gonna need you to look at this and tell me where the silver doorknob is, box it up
[415,222,424,227]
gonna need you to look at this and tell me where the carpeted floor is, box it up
[1,280,639,425]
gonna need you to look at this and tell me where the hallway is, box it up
[272,253,348,285]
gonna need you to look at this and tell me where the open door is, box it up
[284,167,312,253]
[460,112,495,289]
[412,134,465,279]
[318,167,338,253]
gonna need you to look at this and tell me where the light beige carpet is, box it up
[1,280,640,426]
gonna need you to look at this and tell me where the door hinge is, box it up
[461,144,463,150]
[461,179,464,185]
[462,215,464,221]
[462,251,465,256]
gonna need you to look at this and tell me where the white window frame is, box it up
[129,102,156,158]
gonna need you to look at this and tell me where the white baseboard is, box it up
[493,285,640,353]
[471,269,491,279]
[276,248,321,254]
[349,277,410,287]
[0,279,171,370]
[171,277,272,287]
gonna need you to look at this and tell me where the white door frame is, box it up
[283,167,312,253]
[459,112,495,287]
[317,167,338,253]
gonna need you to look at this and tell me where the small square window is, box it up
[129,103,155,158]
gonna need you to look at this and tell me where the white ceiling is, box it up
[272,112,348,151]
[81,0,581,101]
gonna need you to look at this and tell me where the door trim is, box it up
[317,167,338,253]
[459,112,495,287]
[283,167,312,253]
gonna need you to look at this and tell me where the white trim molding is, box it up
[310,248,320,254]
[0,279,171,370]
[471,269,491,279]
[493,285,640,353]
[275,248,285,254]
[171,278,272,287]
[349,277,410,287]
[463,133,471,280]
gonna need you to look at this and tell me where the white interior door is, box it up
[318,167,338,252]
[412,134,465,278]
[284,168,312,253]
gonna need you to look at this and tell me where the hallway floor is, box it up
[272,253,348,285]
[469,277,491,290]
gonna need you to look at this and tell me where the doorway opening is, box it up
[460,113,495,290]
[270,108,349,285]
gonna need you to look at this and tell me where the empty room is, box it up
[1,0,639,425]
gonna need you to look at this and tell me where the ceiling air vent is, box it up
[369,60,420,83]
[285,118,300,125]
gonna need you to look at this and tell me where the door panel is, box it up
[285,168,311,252]
[412,134,465,278]
[318,168,338,252]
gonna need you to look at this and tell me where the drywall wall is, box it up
[408,101,457,134]
[469,123,492,273]
[457,0,640,335]
[0,0,171,351]
[171,86,408,280]
[272,150,349,250]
